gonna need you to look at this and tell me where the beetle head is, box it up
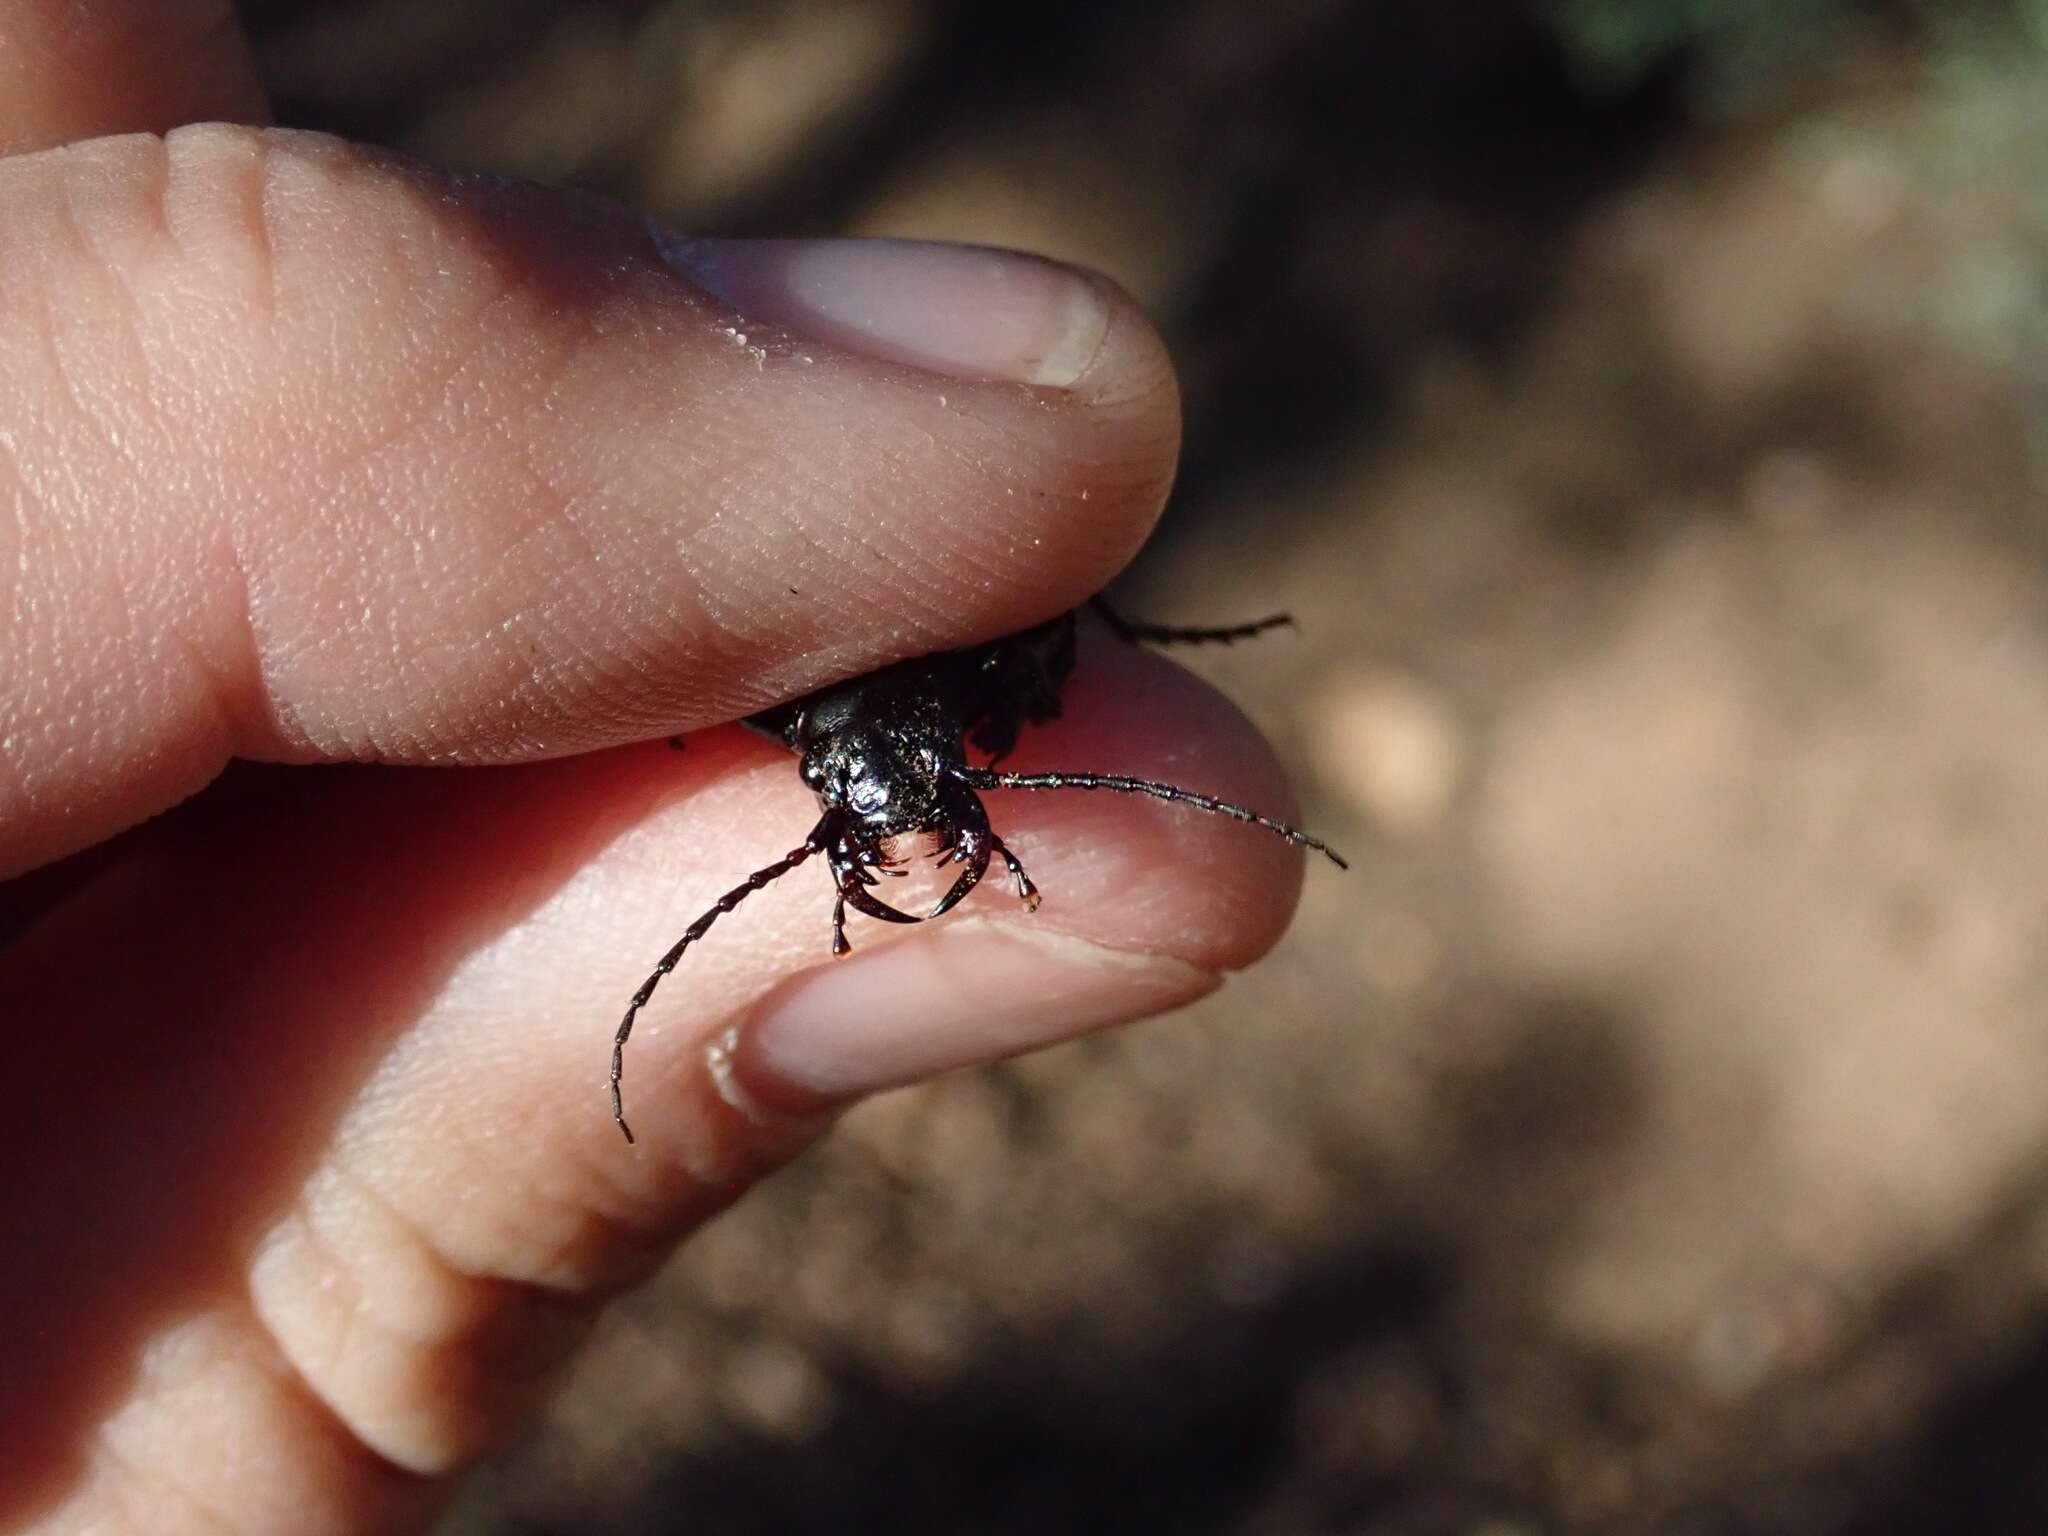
[798,721,947,834]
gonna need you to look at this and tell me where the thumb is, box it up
[0,126,1179,877]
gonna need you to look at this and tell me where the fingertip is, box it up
[989,634,1317,971]
[731,919,1222,1110]
[658,235,1133,393]
[715,635,1317,1111]
[1066,263,1185,418]
[627,234,1183,664]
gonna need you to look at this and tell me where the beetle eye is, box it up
[800,758,826,788]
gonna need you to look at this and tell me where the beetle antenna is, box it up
[610,818,834,1143]
[954,766,1347,868]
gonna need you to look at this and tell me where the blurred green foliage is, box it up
[1914,0,2048,377]
[1545,0,1864,97]
[1555,0,2046,463]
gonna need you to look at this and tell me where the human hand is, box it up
[0,7,1310,1532]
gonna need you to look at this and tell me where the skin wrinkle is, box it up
[87,1309,440,1536]
[264,1011,797,1468]
[212,496,284,751]
[410,291,753,750]
[475,544,688,751]
[261,1340,447,1536]
[948,406,1163,576]
[152,623,240,788]
[24,135,359,772]
[733,361,1121,654]
[131,129,183,264]
[239,129,280,326]
[496,415,695,734]
[145,137,288,450]
[263,1358,442,1536]
[293,293,539,759]
[279,189,486,457]
[666,509,827,721]
[728,434,1068,700]
[849,441,998,609]
[398,1052,686,1293]
[74,144,176,473]
[96,1318,320,1536]
[9,397,87,551]
[461,1136,674,1299]
[271,1157,574,1473]
[31,214,130,480]
[276,1207,373,1411]
[587,632,738,743]
[333,1152,598,1351]
[306,302,488,516]
[87,1426,225,1536]
[13,277,237,837]
[582,900,838,1199]
[779,442,1042,664]
[919,376,1164,637]
[569,634,701,742]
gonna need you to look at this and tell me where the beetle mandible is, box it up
[609,598,1346,1142]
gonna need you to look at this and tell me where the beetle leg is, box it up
[988,831,1041,912]
[966,610,1079,762]
[928,838,991,918]
[925,779,1000,917]
[842,880,923,925]
[830,839,921,930]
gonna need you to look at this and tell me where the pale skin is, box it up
[0,7,1309,1533]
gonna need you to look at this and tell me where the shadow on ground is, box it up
[238,2,2048,1530]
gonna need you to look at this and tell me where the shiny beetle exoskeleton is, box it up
[609,598,1345,1142]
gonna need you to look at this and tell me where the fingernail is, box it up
[729,918,1218,1108]
[654,234,1114,388]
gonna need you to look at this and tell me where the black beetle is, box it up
[609,598,1345,1142]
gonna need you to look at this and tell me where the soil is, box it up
[244,3,2048,1530]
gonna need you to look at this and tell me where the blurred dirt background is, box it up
[238,1,2048,1529]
